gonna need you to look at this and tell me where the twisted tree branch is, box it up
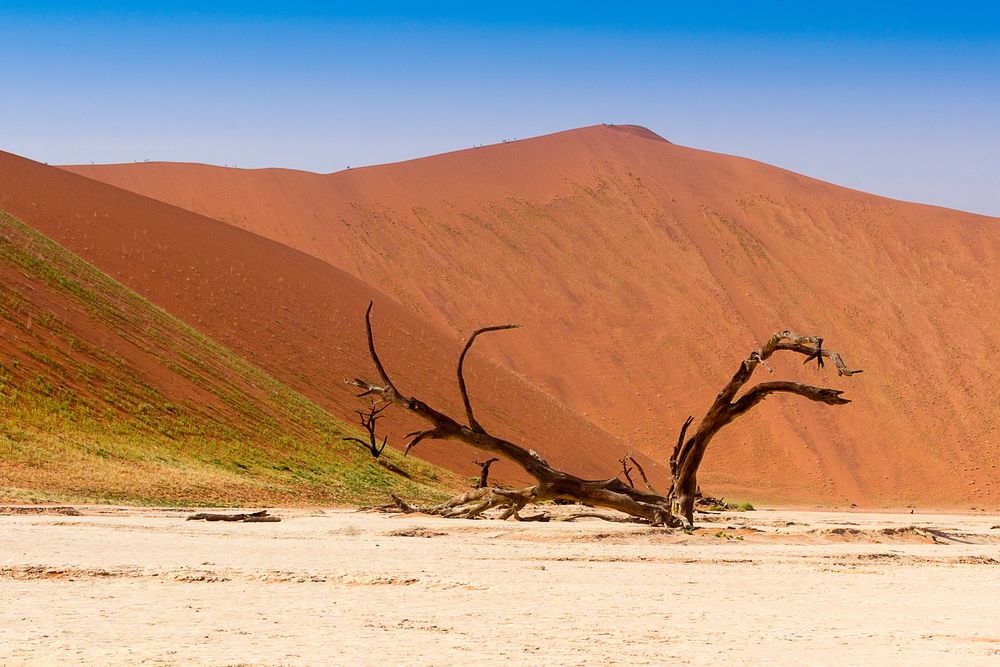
[669,331,861,525]
[458,325,519,433]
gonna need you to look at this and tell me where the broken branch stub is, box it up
[474,457,501,488]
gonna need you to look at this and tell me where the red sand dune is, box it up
[0,150,646,487]
[64,124,1000,508]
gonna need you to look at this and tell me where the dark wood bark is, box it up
[619,455,636,488]
[628,455,661,495]
[186,510,280,523]
[353,303,860,527]
[475,458,500,488]
[667,332,861,525]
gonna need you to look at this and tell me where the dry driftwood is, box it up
[353,303,860,527]
[186,510,280,523]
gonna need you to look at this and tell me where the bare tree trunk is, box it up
[353,303,860,527]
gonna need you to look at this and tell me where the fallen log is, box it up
[186,510,280,523]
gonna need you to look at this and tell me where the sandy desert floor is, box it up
[1,505,999,666]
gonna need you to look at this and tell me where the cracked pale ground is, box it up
[2,506,999,665]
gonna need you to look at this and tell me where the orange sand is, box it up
[62,125,1000,509]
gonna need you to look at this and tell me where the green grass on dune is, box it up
[0,209,459,506]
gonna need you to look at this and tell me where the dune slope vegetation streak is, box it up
[68,124,1000,508]
[0,210,450,506]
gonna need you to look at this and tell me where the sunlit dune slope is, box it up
[66,124,1000,507]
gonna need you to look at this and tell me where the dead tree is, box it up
[666,335,861,525]
[353,303,860,527]
[475,458,500,488]
[344,399,390,458]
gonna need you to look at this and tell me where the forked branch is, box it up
[669,331,862,524]
[619,454,635,488]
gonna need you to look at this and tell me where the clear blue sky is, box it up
[2,2,998,215]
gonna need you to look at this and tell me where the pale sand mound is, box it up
[65,124,1000,509]
[2,507,999,665]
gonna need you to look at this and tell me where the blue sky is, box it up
[2,2,998,215]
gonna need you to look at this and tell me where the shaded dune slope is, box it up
[1,151,644,487]
[66,124,1000,507]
